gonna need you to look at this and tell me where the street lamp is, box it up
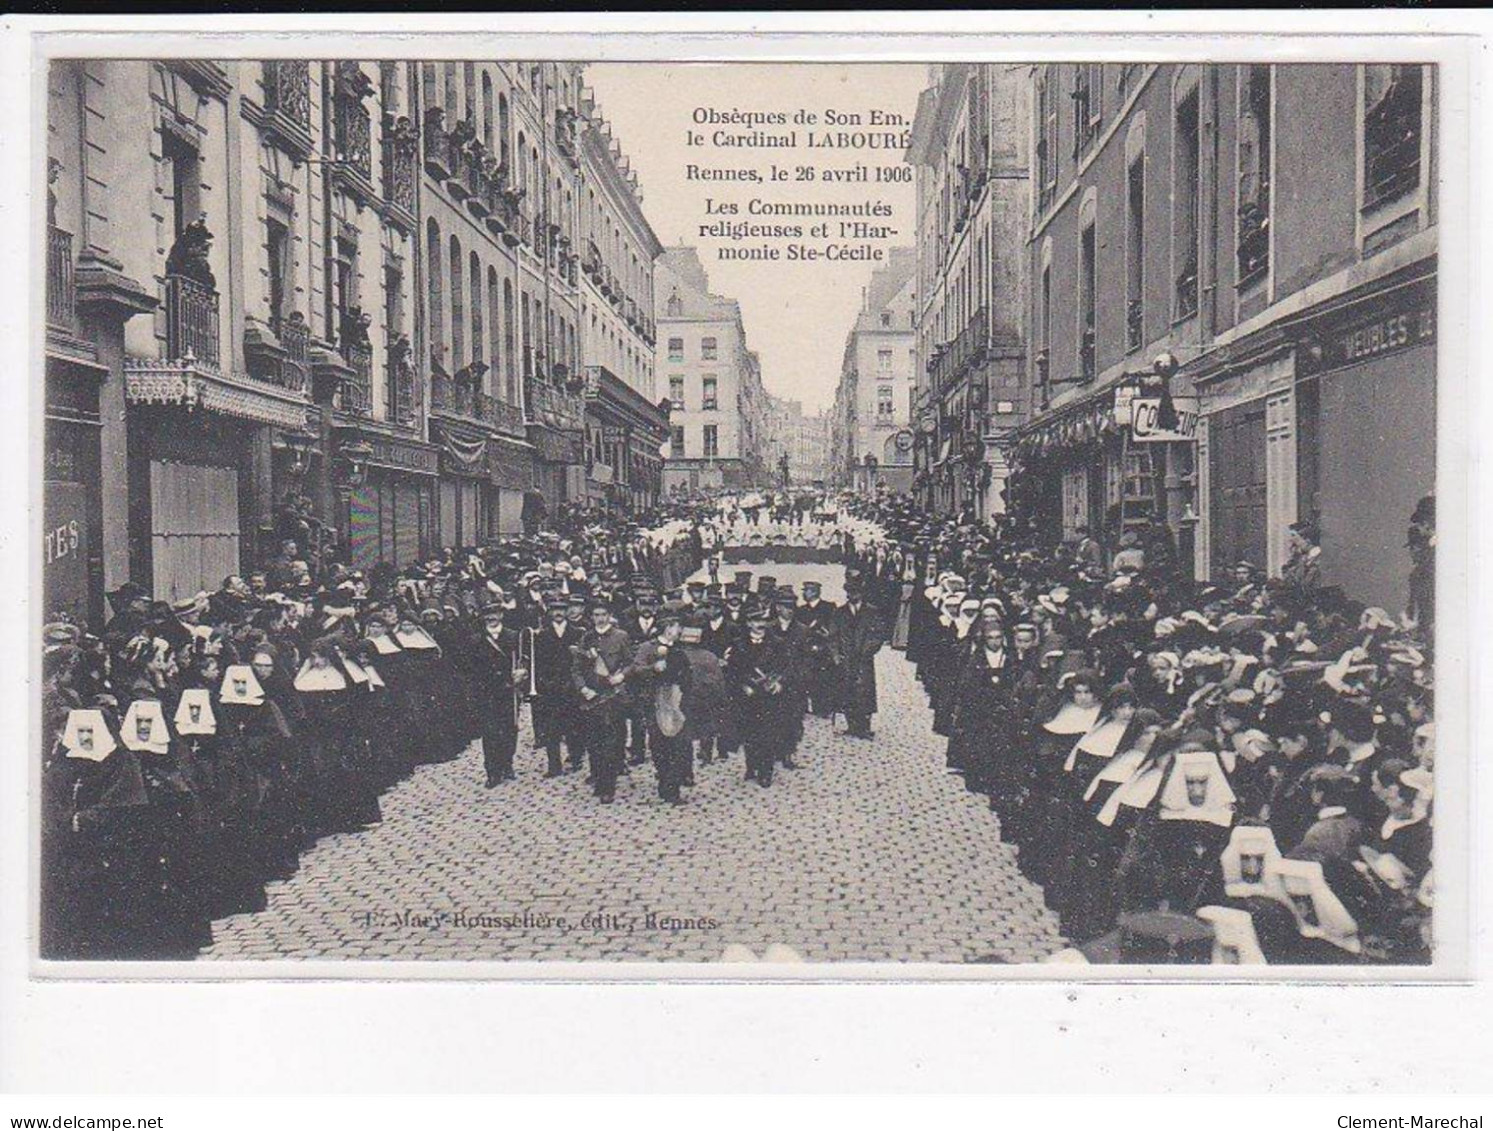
[278,425,319,483]
[335,439,375,492]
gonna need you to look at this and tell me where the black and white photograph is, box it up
[24,38,1456,979]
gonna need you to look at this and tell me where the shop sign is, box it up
[1130,396,1200,443]
[1325,302,1436,369]
[364,435,439,476]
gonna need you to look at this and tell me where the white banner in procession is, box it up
[1129,395,1200,443]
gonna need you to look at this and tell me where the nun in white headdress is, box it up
[120,696,213,957]
[218,661,298,881]
[41,706,153,959]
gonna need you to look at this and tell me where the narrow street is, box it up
[201,562,1064,964]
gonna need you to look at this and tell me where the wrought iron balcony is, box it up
[334,93,373,192]
[338,341,374,417]
[47,224,75,330]
[386,333,418,427]
[262,60,312,156]
[380,114,418,224]
[423,106,453,180]
[165,274,220,367]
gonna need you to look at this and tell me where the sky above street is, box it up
[585,63,929,413]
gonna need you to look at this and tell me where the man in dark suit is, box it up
[769,585,808,769]
[796,579,840,718]
[530,598,579,777]
[623,588,662,766]
[572,602,633,804]
[832,572,887,739]
[474,603,525,789]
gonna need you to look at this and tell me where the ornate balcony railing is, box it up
[483,392,527,438]
[423,106,453,180]
[381,114,418,221]
[47,225,75,329]
[263,60,312,150]
[339,341,374,416]
[165,274,220,367]
[525,379,584,432]
[334,94,373,186]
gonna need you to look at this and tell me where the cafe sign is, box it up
[1130,395,1200,443]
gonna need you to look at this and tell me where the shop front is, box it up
[1296,269,1436,612]
[488,434,534,537]
[431,420,491,551]
[339,429,439,570]
[44,357,107,626]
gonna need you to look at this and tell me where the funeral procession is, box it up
[37,58,1438,967]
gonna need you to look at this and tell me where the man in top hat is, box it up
[832,571,887,739]
[530,596,579,777]
[726,601,795,787]
[572,600,633,804]
[623,586,663,766]
[769,585,808,769]
[796,579,840,718]
[473,601,526,789]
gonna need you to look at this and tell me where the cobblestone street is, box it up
[201,563,1064,964]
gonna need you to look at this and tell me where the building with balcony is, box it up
[44,58,431,614]
[906,64,1031,520]
[829,248,918,495]
[655,246,771,496]
[1014,63,1436,608]
[417,61,588,540]
[576,76,667,514]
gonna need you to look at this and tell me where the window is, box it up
[880,312,891,328]
[1073,63,1103,156]
[449,235,464,367]
[266,217,291,330]
[487,265,500,387]
[1038,262,1052,401]
[334,235,357,345]
[469,251,484,373]
[383,263,403,338]
[702,424,719,458]
[701,336,718,360]
[667,336,684,362]
[1362,64,1424,214]
[702,376,718,411]
[877,385,894,418]
[669,375,684,410]
[1079,220,1096,381]
[877,348,893,373]
[1173,87,1201,319]
[502,279,516,402]
[426,220,444,365]
[161,129,202,251]
[520,293,532,379]
[665,290,683,317]
[1237,65,1272,285]
[481,73,494,150]
[497,93,510,170]
[671,425,686,457]
[1036,65,1059,213]
[1126,154,1145,352]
